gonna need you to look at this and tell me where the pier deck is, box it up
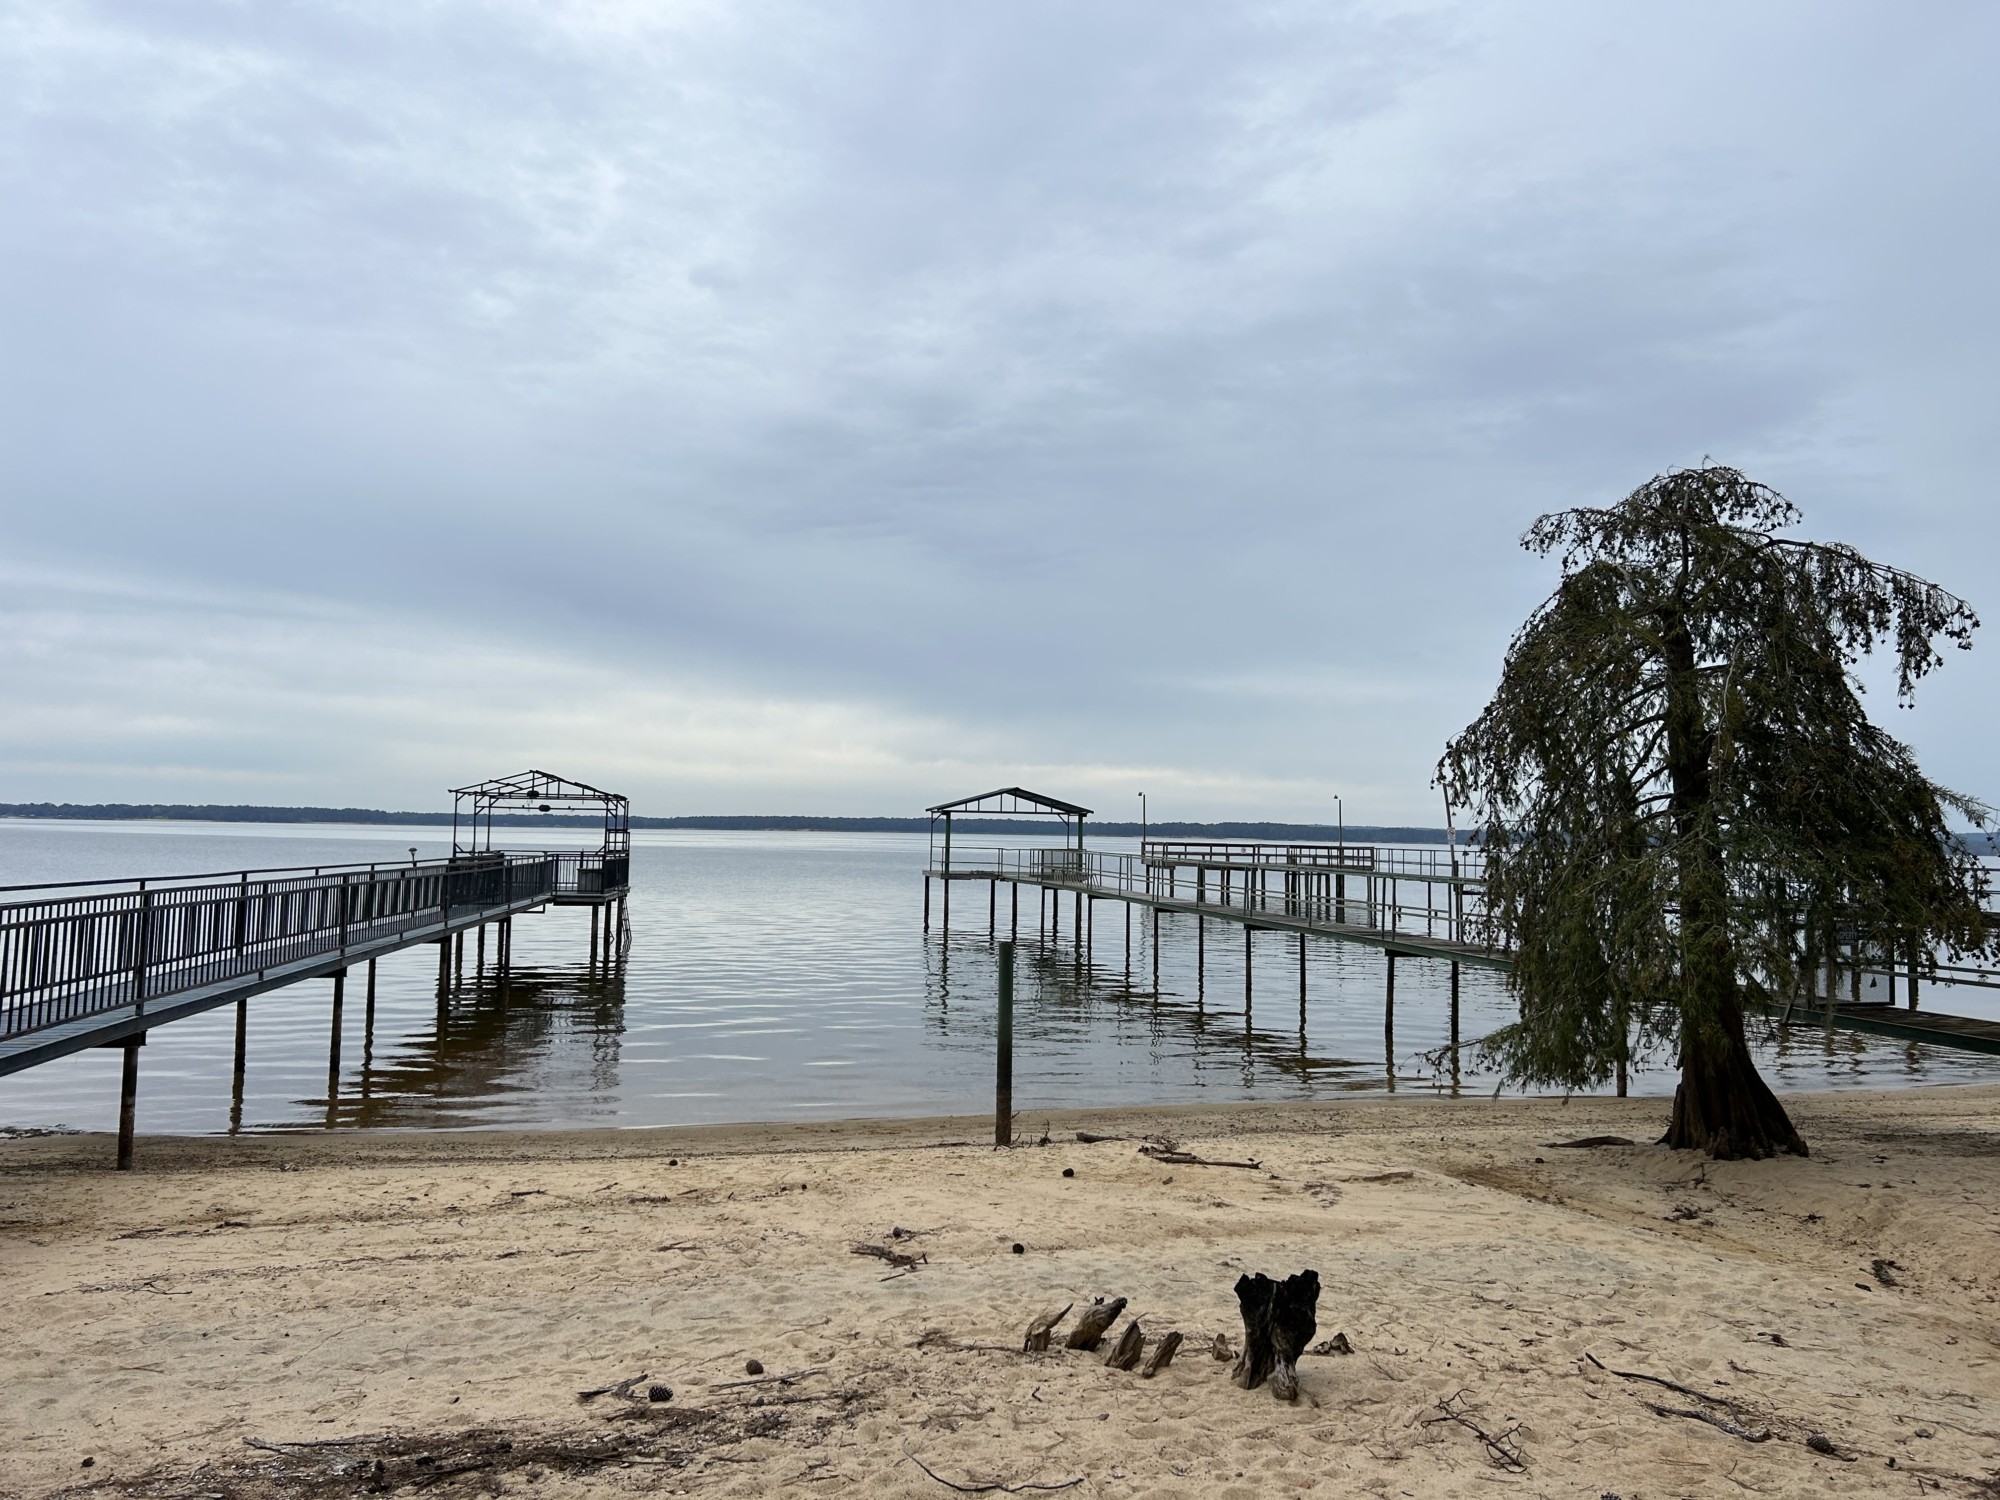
[927,837,2000,1060]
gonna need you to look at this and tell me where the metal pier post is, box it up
[1197,914,1206,1003]
[364,958,378,1095]
[989,878,996,940]
[1244,925,1253,1018]
[1384,953,1397,1088]
[1010,880,1018,941]
[116,1035,143,1170]
[923,875,930,933]
[995,940,1014,1148]
[230,999,248,1134]
[328,969,346,1103]
[1151,907,1160,997]
[1298,932,1306,1019]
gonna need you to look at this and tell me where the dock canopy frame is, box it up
[926,787,1093,876]
[450,770,631,857]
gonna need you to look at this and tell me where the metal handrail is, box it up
[0,849,630,1043]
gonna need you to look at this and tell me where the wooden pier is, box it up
[0,770,632,1166]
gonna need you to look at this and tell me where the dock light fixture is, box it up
[408,846,418,865]
[1139,791,1147,845]
[1335,796,1343,850]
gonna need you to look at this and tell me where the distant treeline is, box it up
[5,802,1991,852]
[0,802,1456,843]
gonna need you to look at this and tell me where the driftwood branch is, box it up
[1421,1389,1527,1471]
[1645,1402,1771,1443]
[706,1366,826,1391]
[903,1444,1084,1493]
[576,1375,649,1403]
[1139,1144,1262,1170]
[1585,1352,1749,1413]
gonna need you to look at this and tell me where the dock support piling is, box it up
[923,875,930,933]
[436,934,451,996]
[364,958,378,1092]
[1244,925,1253,1017]
[589,905,599,964]
[328,969,346,1102]
[1124,900,1131,979]
[995,940,1014,1148]
[1385,952,1397,1086]
[1151,907,1160,997]
[989,878,996,940]
[1298,932,1306,1017]
[1010,881,1018,941]
[1909,935,1921,1011]
[230,999,248,1134]
[116,1035,142,1170]
[476,922,485,975]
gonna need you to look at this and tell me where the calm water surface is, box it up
[2,820,1995,1135]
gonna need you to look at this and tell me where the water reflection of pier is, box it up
[304,955,629,1131]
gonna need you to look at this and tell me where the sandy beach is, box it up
[5,1085,2000,1498]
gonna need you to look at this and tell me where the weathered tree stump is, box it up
[1104,1321,1145,1370]
[1210,1333,1234,1362]
[1065,1297,1127,1351]
[1230,1270,1319,1401]
[1022,1303,1072,1353]
[1142,1331,1184,1378]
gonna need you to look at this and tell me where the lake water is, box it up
[2,820,1996,1136]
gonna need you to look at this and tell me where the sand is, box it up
[5,1086,2000,1498]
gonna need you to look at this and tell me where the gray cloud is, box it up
[3,1,1996,819]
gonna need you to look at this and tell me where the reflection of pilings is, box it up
[326,956,630,1129]
[954,933,1371,1090]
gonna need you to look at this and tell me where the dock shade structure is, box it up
[450,770,630,905]
[925,787,1093,934]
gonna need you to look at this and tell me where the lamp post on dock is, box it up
[1138,792,1146,844]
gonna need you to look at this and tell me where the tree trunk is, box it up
[1659,613,1808,1161]
[1231,1271,1319,1400]
[1661,986,1808,1159]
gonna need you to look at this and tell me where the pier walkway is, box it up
[926,833,2000,1062]
[0,770,633,1167]
[0,849,626,1081]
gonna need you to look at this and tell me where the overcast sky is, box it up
[2,2,1996,823]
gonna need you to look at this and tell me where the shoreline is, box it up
[2,1078,1990,1171]
[6,1085,2000,1497]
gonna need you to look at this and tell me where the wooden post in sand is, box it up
[995,941,1014,1147]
